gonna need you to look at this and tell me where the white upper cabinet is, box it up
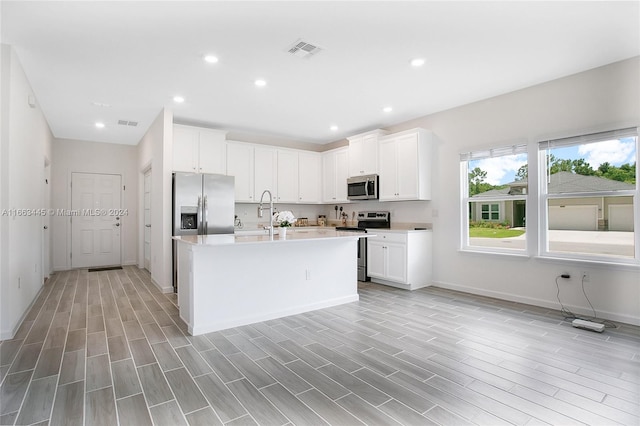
[198,130,227,174]
[298,152,321,203]
[379,128,432,201]
[347,129,388,177]
[322,147,349,203]
[226,141,254,202]
[276,149,299,203]
[173,126,199,173]
[253,146,278,201]
[173,124,227,174]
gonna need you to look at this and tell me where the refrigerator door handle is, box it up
[203,195,208,234]
[197,195,202,234]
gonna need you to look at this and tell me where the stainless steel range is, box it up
[336,211,390,281]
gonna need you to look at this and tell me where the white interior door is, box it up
[71,172,122,268]
[143,169,152,271]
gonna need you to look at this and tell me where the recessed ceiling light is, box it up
[254,79,267,87]
[330,125,338,131]
[173,96,185,103]
[95,122,105,129]
[204,55,218,64]
[410,58,426,67]
[91,101,111,108]
[383,106,393,113]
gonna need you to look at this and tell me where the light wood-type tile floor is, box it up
[1,266,639,425]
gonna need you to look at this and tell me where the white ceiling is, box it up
[2,1,638,146]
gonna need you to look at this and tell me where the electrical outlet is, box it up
[305,269,311,280]
[581,271,590,282]
[18,277,21,288]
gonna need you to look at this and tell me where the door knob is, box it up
[115,223,120,227]
[43,225,48,230]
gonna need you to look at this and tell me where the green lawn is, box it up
[469,228,526,238]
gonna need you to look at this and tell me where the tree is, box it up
[595,162,636,184]
[515,164,528,181]
[571,159,595,176]
[468,167,497,196]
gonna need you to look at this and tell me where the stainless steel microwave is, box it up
[347,174,379,200]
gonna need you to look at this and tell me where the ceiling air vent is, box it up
[118,120,138,127]
[286,39,322,59]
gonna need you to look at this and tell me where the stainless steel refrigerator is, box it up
[172,172,235,290]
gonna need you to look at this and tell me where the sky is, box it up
[470,137,637,186]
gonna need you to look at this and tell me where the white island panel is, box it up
[176,233,360,335]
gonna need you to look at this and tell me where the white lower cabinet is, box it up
[366,230,432,290]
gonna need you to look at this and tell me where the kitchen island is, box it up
[174,229,368,335]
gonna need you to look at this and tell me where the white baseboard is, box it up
[189,294,360,336]
[0,284,46,340]
[151,277,174,294]
[432,280,640,327]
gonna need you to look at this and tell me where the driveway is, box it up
[470,230,634,257]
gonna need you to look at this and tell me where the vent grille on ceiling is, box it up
[118,120,138,127]
[286,39,322,59]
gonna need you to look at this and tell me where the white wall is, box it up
[0,45,54,339]
[50,138,139,271]
[385,57,640,325]
[137,108,173,292]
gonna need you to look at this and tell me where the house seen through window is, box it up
[461,128,638,263]
[461,144,528,253]
[539,128,637,262]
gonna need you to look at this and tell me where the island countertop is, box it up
[174,227,363,335]
[173,229,373,246]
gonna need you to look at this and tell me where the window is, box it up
[460,144,528,253]
[481,204,500,221]
[539,128,638,263]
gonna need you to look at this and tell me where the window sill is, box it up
[535,255,640,271]
[458,248,530,260]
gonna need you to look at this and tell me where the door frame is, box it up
[143,167,152,272]
[138,162,152,271]
[42,156,51,280]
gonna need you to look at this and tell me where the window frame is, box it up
[460,144,528,255]
[537,128,639,265]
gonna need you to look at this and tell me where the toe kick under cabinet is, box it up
[366,229,432,290]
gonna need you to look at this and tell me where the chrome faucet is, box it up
[258,190,274,239]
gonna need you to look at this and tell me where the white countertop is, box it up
[368,228,432,234]
[174,228,374,246]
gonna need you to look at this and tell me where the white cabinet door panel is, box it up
[277,150,298,202]
[227,143,254,202]
[173,127,198,172]
[396,133,419,199]
[254,146,278,200]
[378,138,397,200]
[298,152,320,203]
[367,241,386,279]
[386,243,407,283]
[198,132,227,174]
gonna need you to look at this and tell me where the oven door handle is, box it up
[365,178,369,198]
